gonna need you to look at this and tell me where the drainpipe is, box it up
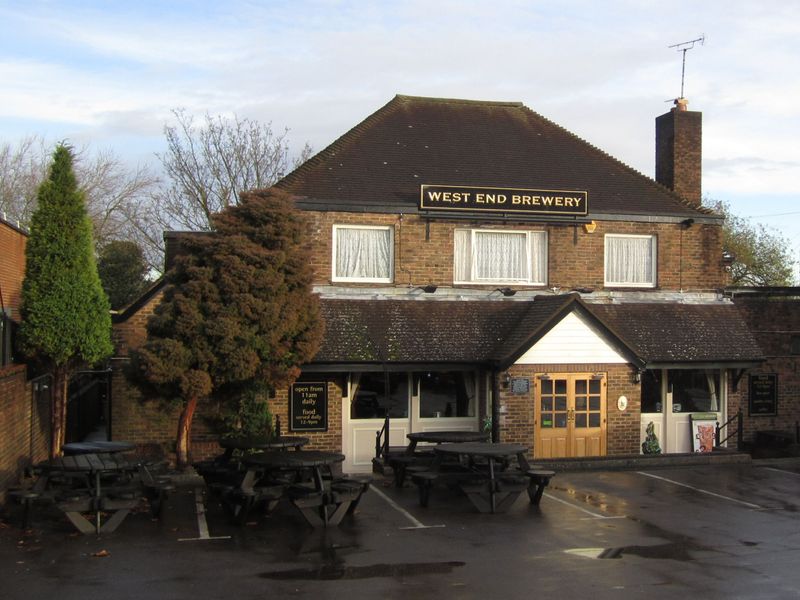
[491,370,500,443]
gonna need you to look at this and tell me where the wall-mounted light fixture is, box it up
[503,372,511,388]
[680,218,695,229]
[583,220,597,234]
[410,284,438,294]
[494,287,516,297]
[632,369,643,384]
[721,250,735,271]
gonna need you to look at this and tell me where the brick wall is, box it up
[304,211,725,292]
[0,219,27,321]
[730,297,800,444]
[498,363,641,458]
[0,366,50,502]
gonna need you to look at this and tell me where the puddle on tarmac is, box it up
[598,542,693,561]
[260,561,465,580]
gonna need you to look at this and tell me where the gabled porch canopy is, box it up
[304,294,764,373]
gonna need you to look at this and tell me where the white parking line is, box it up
[762,467,800,477]
[543,492,622,519]
[370,486,445,530]
[178,488,231,542]
[637,471,763,509]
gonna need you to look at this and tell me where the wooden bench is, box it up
[139,464,176,517]
[523,469,555,505]
[7,489,45,529]
[331,475,371,514]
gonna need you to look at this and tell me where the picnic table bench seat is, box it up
[139,464,176,517]
[523,468,555,505]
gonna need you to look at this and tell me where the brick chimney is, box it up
[655,98,702,207]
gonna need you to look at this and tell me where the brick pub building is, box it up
[113,95,781,471]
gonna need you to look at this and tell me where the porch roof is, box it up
[309,296,764,370]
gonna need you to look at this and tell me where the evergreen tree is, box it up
[20,145,113,457]
[98,240,149,310]
[128,188,323,467]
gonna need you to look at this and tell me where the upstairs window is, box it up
[332,225,393,283]
[604,234,657,288]
[454,229,547,285]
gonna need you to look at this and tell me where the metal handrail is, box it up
[715,409,743,450]
[375,416,390,462]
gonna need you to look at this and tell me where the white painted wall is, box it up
[515,311,627,365]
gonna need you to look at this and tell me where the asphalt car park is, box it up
[2,459,800,599]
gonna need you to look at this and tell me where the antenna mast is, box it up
[669,35,705,99]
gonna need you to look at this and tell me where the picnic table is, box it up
[197,435,311,488]
[36,453,143,534]
[412,442,555,513]
[219,434,309,457]
[390,430,490,487]
[232,450,370,528]
[62,441,136,455]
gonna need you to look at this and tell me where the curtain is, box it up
[336,227,391,279]
[474,231,528,281]
[454,229,472,281]
[605,236,654,284]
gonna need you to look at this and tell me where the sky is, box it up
[1,0,799,271]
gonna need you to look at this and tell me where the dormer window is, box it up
[454,229,547,285]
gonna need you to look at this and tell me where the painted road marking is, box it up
[370,485,445,530]
[762,466,800,477]
[637,471,763,509]
[178,488,231,542]
[543,492,623,519]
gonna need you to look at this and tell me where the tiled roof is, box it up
[312,296,764,368]
[278,95,714,219]
[588,303,764,364]
[314,298,558,366]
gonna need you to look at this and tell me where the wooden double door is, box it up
[534,373,607,458]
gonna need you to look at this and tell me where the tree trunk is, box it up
[49,365,69,459]
[175,396,198,469]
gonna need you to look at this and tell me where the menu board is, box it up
[749,374,778,416]
[290,382,327,431]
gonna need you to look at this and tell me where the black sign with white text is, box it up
[749,374,778,416]
[420,184,588,216]
[290,382,328,432]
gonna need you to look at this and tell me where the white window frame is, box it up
[332,224,394,283]
[453,228,547,285]
[604,234,657,288]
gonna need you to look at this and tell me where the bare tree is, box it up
[153,109,312,231]
[0,135,51,224]
[0,136,161,269]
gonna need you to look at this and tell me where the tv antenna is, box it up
[669,35,705,99]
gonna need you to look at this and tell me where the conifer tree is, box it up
[129,188,323,467]
[20,145,113,457]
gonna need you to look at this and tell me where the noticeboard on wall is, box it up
[749,374,778,416]
[290,382,328,432]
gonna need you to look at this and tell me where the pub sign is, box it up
[290,382,328,432]
[420,184,588,216]
[748,373,778,416]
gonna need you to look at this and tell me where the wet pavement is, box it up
[2,459,800,599]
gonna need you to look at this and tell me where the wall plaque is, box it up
[749,374,778,416]
[290,382,328,432]
[420,184,588,216]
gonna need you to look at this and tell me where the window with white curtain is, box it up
[604,234,657,287]
[332,225,393,282]
[454,229,547,284]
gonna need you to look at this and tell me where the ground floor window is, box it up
[350,372,408,419]
[417,371,476,418]
[668,370,720,413]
